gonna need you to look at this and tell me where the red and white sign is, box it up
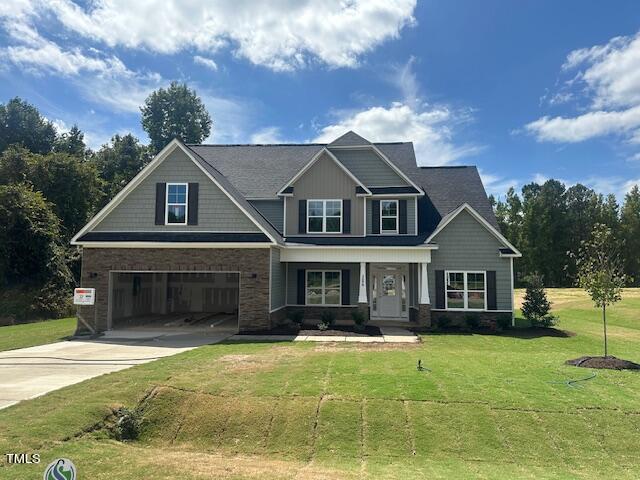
[73,288,95,305]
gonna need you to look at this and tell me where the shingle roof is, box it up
[329,130,372,146]
[186,141,498,235]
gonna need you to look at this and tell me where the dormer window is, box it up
[380,200,398,234]
[166,183,188,224]
[308,200,342,233]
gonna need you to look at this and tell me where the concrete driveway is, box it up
[0,328,233,410]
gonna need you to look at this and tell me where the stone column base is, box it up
[357,303,370,322]
[417,304,431,327]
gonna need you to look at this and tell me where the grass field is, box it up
[0,317,76,352]
[0,289,639,479]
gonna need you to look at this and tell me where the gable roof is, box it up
[425,203,521,256]
[276,147,371,196]
[328,130,372,146]
[72,139,282,245]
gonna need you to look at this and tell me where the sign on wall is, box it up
[73,288,95,306]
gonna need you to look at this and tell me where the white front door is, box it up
[370,265,409,320]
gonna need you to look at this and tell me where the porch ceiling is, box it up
[280,246,433,263]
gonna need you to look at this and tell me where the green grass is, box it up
[1,290,639,479]
[0,317,76,352]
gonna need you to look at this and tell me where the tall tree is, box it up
[92,134,151,199]
[0,97,57,154]
[141,82,212,154]
[621,185,640,285]
[54,125,87,157]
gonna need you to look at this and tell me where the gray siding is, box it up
[284,152,364,236]
[428,210,513,310]
[330,148,409,186]
[93,148,259,232]
[270,248,286,310]
[250,199,284,233]
[366,197,417,235]
[286,262,360,305]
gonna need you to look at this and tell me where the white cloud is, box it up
[314,102,481,165]
[250,127,286,144]
[7,0,416,72]
[526,31,640,145]
[193,55,218,71]
[479,170,517,197]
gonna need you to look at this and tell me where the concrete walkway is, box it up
[0,329,232,410]
[231,327,419,344]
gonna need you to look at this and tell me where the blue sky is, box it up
[1,1,640,199]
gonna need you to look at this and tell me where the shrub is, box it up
[318,310,336,331]
[113,406,142,441]
[351,309,366,326]
[464,313,481,330]
[317,321,329,331]
[521,273,553,326]
[436,315,451,329]
[496,313,512,330]
[287,310,304,326]
[536,314,559,328]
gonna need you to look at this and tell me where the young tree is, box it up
[0,97,57,154]
[141,82,212,154]
[574,223,630,357]
[521,273,555,327]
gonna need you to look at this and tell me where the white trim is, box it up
[425,203,522,256]
[307,199,343,234]
[328,144,425,195]
[431,309,514,313]
[444,270,487,311]
[305,270,342,306]
[370,193,422,198]
[269,305,287,313]
[81,242,273,248]
[268,247,273,312]
[510,257,515,327]
[165,182,188,225]
[358,262,367,304]
[71,139,278,245]
[283,197,288,236]
[285,304,359,308]
[419,262,430,304]
[380,199,399,234]
[277,147,371,196]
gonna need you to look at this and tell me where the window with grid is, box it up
[308,200,342,233]
[380,200,398,233]
[166,183,188,224]
[306,271,341,305]
[445,271,486,310]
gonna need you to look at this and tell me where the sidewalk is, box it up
[230,327,419,344]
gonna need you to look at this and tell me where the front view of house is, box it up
[71,131,521,333]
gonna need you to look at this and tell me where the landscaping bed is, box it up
[566,355,640,370]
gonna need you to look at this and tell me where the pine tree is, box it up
[521,273,556,327]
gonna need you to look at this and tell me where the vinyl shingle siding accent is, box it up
[284,152,364,236]
[428,210,512,310]
[366,197,416,235]
[270,247,286,310]
[330,148,409,187]
[249,199,284,232]
[93,148,260,232]
[286,262,360,305]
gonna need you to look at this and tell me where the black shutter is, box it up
[297,269,306,305]
[187,183,199,225]
[155,183,166,225]
[371,200,380,234]
[343,199,351,234]
[435,270,445,309]
[341,269,350,305]
[399,199,408,234]
[487,271,497,310]
[298,200,307,234]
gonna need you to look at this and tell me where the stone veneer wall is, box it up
[77,247,271,333]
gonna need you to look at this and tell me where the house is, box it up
[71,131,521,333]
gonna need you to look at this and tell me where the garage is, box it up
[107,271,239,332]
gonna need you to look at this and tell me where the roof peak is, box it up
[328,130,372,146]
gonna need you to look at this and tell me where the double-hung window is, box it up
[380,200,398,233]
[166,183,188,225]
[445,271,486,310]
[308,200,342,233]
[306,271,341,305]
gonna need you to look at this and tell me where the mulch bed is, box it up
[300,325,382,337]
[566,356,640,370]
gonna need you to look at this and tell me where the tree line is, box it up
[490,181,640,287]
[0,83,212,320]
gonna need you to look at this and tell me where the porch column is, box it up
[420,262,430,304]
[358,262,367,303]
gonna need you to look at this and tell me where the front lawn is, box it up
[1,290,639,479]
[0,317,76,352]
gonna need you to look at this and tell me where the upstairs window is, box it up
[166,183,188,224]
[380,200,398,233]
[445,271,486,310]
[308,200,342,233]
